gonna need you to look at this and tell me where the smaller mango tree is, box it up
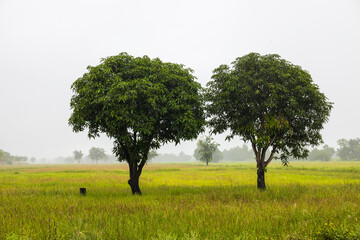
[205,53,333,190]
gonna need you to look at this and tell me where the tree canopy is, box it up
[205,52,333,190]
[73,150,83,164]
[69,52,205,194]
[193,136,219,165]
[88,147,107,164]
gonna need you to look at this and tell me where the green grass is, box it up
[1,162,360,239]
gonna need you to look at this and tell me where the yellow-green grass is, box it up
[0,162,359,239]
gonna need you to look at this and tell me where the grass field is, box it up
[1,162,360,239]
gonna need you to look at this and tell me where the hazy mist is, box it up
[0,0,359,160]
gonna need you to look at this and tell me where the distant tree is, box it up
[223,145,253,161]
[69,53,205,194]
[30,157,36,163]
[194,136,219,165]
[88,147,107,164]
[337,138,360,161]
[307,145,335,161]
[206,53,333,190]
[73,150,83,164]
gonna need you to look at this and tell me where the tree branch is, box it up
[265,146,277,167]
[251,141,258,158]
[137,132,155,177]
[260,146,268,164]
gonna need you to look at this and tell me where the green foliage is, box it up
[69,52,205,193]
[205,53,333,169]
[337,138,360,161]
[307,145,335,162]
[194,136,219,165]
[69,52,205,161]
[88,147,107,164]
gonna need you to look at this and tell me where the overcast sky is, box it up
[0,0,359,159]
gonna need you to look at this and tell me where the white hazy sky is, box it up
[0,0,359,159]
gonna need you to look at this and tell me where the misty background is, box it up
[0,0,359,161]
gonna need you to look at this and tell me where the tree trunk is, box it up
[128,161,143,195]
[128,175,141,195]
[257,167,266,191]
[206,159,208,166]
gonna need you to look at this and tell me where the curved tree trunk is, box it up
[252,142,271,191]
[127,160,144,195]
[257,167,266,191]
[120,133,152,195]
[128,175,141,195]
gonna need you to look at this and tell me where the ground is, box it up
[0,162,359,239]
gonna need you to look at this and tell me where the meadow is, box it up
[0,162,359,240]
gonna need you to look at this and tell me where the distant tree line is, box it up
[68,147,109,164]
[191,137,360,164]
[152,151,192,163]
[152,137,360,165]
[51,147,110,164]
[336,138,360,161]
[0,149,28,165]
[2,137,359,166]
[193,143,253,163]
[306,145,335,162]
[303,138,359,161]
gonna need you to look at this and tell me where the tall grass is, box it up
[0,162,359,239]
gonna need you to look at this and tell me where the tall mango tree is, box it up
[205,53,333,190]
[69,53,205,194]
